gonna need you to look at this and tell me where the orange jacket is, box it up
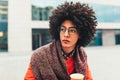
[24,57,93,80]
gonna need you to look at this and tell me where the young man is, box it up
[24,1,97,80]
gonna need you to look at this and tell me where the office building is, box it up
[0,0,120,53]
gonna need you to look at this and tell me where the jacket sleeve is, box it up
[24,64,36,80]
[86,64,93,80]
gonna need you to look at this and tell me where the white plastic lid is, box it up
[70,73,84,79]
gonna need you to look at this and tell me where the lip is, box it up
[62,40,70,43]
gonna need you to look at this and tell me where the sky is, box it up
[31,0,120,7]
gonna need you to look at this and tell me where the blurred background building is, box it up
[0,0,8,52]
[0,0,120,53]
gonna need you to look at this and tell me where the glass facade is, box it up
[115,29,120,44]
[88,30,102,46]
[31,0,79,21]
[0,0,8,52]
[32,29,51,50]
[32,5,53,20]
[32,0,120,22]
[92,4,120,22]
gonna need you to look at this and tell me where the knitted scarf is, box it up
[30,41,87,80]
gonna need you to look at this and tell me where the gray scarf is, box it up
[30,41,87,80]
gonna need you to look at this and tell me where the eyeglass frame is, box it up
[59,26,78,35]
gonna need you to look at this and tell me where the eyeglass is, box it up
[59,26,78,35]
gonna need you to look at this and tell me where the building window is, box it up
[32,5,53,21]
[0,0,8,52]
[31,0,120,22]
[31,0,81,21]
[88,30,102,46]
[115,29,120,45]
[32,29,51,50]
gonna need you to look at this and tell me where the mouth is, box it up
[62,40,70,44]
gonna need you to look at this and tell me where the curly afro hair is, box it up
[49,1,97,47]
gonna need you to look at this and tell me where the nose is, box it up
[64,30,69,37]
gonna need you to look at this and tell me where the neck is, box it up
[62,47,75,54]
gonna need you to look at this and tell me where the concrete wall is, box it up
[102,29,115,46]
[8,0,32,53]
[8,0,49,54]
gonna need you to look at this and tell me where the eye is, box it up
[60,26,66,31]
[69,28,77,33]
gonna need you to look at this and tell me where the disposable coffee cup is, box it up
[70,73,84,80]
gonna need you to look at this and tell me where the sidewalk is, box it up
[85,45,120,80]
[0,53,31,80]
[0,45,120,80]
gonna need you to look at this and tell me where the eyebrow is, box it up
[61,25,76,28]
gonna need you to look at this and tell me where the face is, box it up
[60,20,79,51]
